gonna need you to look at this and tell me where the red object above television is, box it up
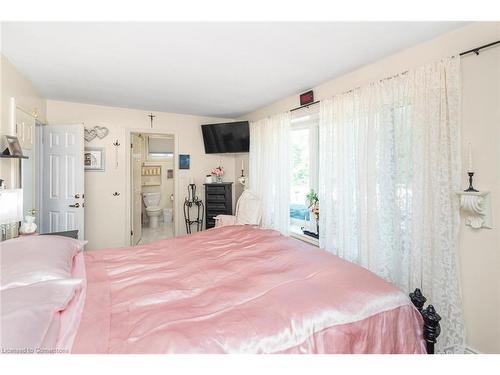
[299,90,314,106]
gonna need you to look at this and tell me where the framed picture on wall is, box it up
[84,147,105,171]
[179,154,190,169]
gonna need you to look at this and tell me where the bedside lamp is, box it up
[0,188,23,241]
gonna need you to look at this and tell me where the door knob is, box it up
[74,194,80,199]
[69,203,80,208]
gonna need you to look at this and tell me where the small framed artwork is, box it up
[167,169,174,179]
[179,154,190,169]
[5,135,23,156]
[84,147,105,171]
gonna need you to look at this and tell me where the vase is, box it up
[215,176,223,183]
[20,215,37,234]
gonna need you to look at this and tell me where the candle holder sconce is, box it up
[238,160,247,186]
[112,139,120,169]
[457,174,492,229]
[183,183,204,233]
[464,172,479,192]
[238,169,247,186]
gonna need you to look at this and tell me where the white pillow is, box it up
[0,235,86,290]
[0,279,83,353]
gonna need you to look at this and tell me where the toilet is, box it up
[142,192,162,229]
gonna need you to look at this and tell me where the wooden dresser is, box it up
[204,183,233,229]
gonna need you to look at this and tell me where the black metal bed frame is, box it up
[409,288,441,354]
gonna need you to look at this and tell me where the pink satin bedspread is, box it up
[72,226,426,354]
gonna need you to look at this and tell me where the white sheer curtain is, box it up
[249,112,291,235]
[318,57,465,353]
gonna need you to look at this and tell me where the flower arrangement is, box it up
[211,166,224,177]
[211,166,224,182]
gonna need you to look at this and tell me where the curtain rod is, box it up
[290,70,410,112]
[290,101,320,113]
[289,40,500,113]
[460,40,500,56]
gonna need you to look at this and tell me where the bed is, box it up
[0,226,439,354]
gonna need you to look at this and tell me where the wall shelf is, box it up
[141,165,161,176]
[0,154,28,159]
[456,191,492,229]
[1,148,29,159]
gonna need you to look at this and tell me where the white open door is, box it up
[41,124,85,240]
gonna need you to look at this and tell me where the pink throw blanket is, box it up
[73,226,425,353]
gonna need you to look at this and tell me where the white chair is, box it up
[214,190,262,227]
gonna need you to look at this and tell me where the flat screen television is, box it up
[201,121,250,154]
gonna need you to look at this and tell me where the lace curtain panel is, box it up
[249,112,291,235]
[318,57,465,353]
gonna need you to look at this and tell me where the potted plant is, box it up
[303,189,319,238]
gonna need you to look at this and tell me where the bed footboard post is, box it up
[410,288,441,354]
[421,305,441,354]
[409,288,426,313]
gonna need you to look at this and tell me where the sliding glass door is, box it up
[289,110,319,235]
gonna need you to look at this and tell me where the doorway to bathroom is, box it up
[129,132,176,245]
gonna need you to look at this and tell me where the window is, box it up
[289,110,319,236]
[147,136,174,160]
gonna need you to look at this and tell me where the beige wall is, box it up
[46,100,235,250]
[0,54,46,188]
[239,22,500,353]
[460,41,500,354]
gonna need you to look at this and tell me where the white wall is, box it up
[46,100,235,250]
[239,22,500,354]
